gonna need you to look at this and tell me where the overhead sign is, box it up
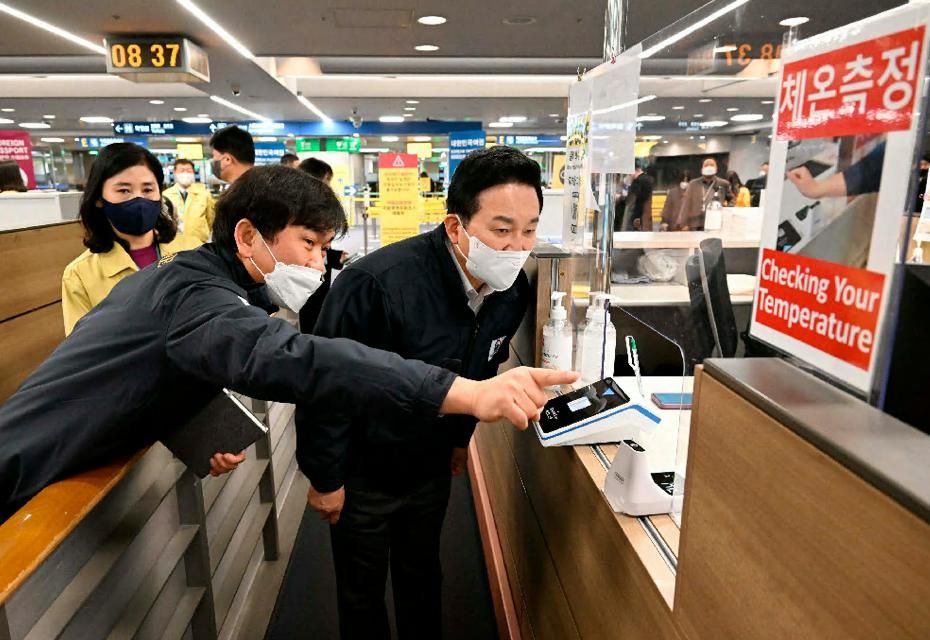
[115,120,485,137]
[296,138,321,152]
[176,143,204,160]
[77,136,146,149]
[449,130,485,177]
[496,135,564,147]
[325,137,361,153]
[254,141,288,166]
[105,36,209,83]
[0,131,35,189]
[750,3,930,393]
[378,153,421,246]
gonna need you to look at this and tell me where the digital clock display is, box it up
[105,36,209,83]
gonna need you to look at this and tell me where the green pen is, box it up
[625,336,644,397]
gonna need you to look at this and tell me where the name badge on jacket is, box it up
[488,336,506,362]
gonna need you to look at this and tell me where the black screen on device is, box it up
[538,379,631,434]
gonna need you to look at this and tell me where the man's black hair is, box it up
[298,157,334,182]
[280,153,299,165]
[447,146,543,225]
[174,158,195,171]
[213,164,347,254]
[209,125,255,165]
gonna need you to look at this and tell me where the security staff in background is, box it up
[677,157,732,230]
[746,161,768,208]
[280,152,300,168]
[660,170,691,230]
[0,165,574,520]
[301,146,541,640]
[163,158,216,243]
[298,157,334,184]
[210,125,254,184]
[619,159,655,231]
[61,143,201,335]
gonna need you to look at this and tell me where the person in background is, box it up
[660,170,691,230]
[280,152,300,168]
[727,170,752,207]
[677,158,732,230]
[914,154,929,213]
[620,160,655,231]
[163,158,216,244]
[746,161,768,207]
[298,157,334,184]
[210,125,254,184]
[61,143,202,335]
[297,156,343,331]
[0,160,27,193]
[1,164,575,520]
[302,146,541,640]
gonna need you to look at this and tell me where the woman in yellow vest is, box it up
[62,143,202,335]
[727,170,752,207]
[162,157,216,243]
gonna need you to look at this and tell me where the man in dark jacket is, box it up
[300,146,542,639]
[0,165,572,518]
[677,157,732,230]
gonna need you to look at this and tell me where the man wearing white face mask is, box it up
[677,157,732,230]
[163,158,215,243]
[302,146,542,639]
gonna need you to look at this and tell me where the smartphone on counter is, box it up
[650,392,693,410]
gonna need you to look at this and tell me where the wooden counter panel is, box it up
[0,222,82,323]
[0,302,64,403]
[510,431,682,640]
[475,423,580,640]
[675,372,930,640]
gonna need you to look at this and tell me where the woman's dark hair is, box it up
[213,164,348,254]
[0,160,26,192]
[447,146,543,225]
[726,170,742,190]
[79,143,177,253]
[298,157,333,182]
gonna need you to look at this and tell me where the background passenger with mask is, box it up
[677,157,732,230]
[301,146,541,640]
[61,143,201,335]
[163,158,216,243]
[209,125,254,185]
[660,170,691,230]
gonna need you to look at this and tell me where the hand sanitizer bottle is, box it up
[542,292,573,376]
[581,294,617,384]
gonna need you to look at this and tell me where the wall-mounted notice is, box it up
[378,153,421,246]
[751,3,930,392]
[0,132,35,189]
[561,79,592,249]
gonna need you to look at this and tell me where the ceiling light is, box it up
[42,114,55,119]
[174,107,188,112]
[500,115,528,123]
[0,2,107,54]
[19,122,50,129]
[1,108,13,113]
[182,116,213,124]
[406,100,420,104]
[640,0,749,59]
[502,16,536,25]
[411,136,431,142]
[662,140,669,143]
[0,118,13,124]
[296,93,332,123]
[713,45,738,53]
[40,137,65,143]
[80,116,113,123]
[636,115,666,122]
[730,113,765,122]
[761,100,774,105]
[672,106,685,110]
[560,135,567,141]
[642,135,662,141]
[701,120,728,128]
[549,113,560,117]
[417,15,446,26]
[699,98,712,103]
[699,135,706,140]
[149,99,165,105]
[359,147,389,153]
[414,44,439,52]
[379,115,405,123]
[403,113,414,118]
[592,94,657,116]
[727,107,740,112]
[489,121,514,128]
[404,107,417,111]
[177,0,255,59]
[197,113,209,118]
[381,135,399,142]
[779,17,810,27]
[693,113,704,117]
[209,95,271,122]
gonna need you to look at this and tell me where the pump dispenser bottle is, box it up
[581,293,617,384]
[542,291,573,373]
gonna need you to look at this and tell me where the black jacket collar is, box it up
[205,243,278,312]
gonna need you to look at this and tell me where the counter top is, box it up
[613,230,761,250]
[610,274,756,307]
[704,358,930,524]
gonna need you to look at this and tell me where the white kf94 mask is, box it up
[250,235,325,312]
[454,216,531,292]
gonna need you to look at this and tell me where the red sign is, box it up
[754,249,885,370]
[776,26,926,140]
[0,131,36,189]
[377,153,418,170]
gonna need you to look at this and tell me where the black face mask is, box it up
[212,158,225,182]
[101,196,161,236]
